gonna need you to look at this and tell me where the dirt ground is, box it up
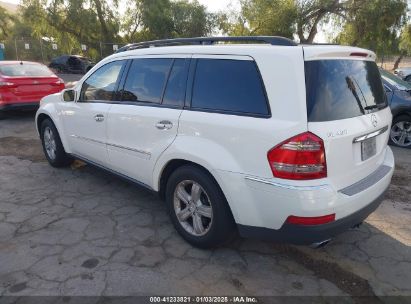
[0,111,410,302]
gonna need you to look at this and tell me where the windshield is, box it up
[380,69,411,91]
[305,60,387,122]
[0,63,54,77]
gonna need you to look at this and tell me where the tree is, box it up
[171,0,216,37]
[219,0,297,38]
[394,25,411,69]
[0,7,14,40]
[296,0,348,43]
[336,0,406,56]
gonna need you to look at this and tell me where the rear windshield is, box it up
[0,64,54,77]
[305,60,387,122]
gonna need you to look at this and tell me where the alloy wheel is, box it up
[390,120,411,147]
[43,126,57,160]
[173,180,213,236]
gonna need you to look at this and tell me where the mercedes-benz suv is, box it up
[35,36,394,248]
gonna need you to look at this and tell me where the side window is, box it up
[121,58,173,104]
[191,59,269,116]
[162,59,188,107]
[80,60,124,102]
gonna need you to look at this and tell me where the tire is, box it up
[40,119,72,167]
[389,114,411,148]
[165,165,236,248]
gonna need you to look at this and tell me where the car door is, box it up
[61,59,126,166]
[106,56,189,187]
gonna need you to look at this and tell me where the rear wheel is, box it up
[40,119,72,167]
[390,115,411,148]
[165,165,236,248]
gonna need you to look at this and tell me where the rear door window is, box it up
[121,58,173,104]
[305,60,387,122]
[191,59,269,117]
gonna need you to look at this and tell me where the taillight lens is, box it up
[267,132,327,180]
[52,78,65,86]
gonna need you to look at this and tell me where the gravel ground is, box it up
[0,111,410,301]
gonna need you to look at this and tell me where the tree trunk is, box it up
[393,53,405,70]
[93,0,110,43]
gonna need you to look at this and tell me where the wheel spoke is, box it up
[196,205,212,218]
[177,207,191,221]
[176,185,190,205]
[399,133,407,145]
[191,183,201,203]
[192,213,205,234]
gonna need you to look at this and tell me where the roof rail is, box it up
[115,36,297,53]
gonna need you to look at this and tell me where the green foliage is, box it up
[219,0,297,38]
[399,24,411,55]
[123,0,215,41]
[336,0,406,55]
[0,6,14,40]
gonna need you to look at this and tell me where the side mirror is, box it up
[62,89,76,102]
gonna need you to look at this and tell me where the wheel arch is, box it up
[157,158,238,225]
[36,107,71,153]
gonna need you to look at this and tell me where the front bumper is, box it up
[237,189,386,245]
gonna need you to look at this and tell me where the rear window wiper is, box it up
[364,104,386,111]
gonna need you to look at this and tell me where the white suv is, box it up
[35,36,394,248]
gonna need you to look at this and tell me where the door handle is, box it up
[155,120,173,130]
[94,114,104,122]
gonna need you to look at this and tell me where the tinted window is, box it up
[80,60,124,102]
[122,59,173,103]
[305,60,387,122]
[0,63,54,77]
[191,59,269,116]
[162,59,188,107]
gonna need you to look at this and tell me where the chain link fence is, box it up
[0,38,127,64]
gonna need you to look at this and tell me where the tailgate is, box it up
[303,52,391,190]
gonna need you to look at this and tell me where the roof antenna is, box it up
[20,61,23,65]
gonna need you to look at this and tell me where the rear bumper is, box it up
[0,102,39,111]
[237,189,386,245]
[215,146,394,244]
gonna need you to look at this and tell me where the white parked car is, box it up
[36,37,394,248]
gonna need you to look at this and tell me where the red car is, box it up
[0,61,65,112]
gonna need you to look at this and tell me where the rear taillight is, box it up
[267,132,327,180]
[52,78,65,85]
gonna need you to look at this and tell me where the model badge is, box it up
[371,114,378,128]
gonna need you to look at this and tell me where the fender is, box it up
[35,94,72,153]
[152,135,244,221]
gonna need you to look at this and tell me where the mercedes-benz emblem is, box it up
[371,114,378,128]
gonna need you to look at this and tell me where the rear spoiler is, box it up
[302,45,376,61]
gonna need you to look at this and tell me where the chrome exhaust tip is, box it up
[309,239,331,249]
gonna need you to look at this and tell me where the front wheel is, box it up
[165,165,236,248]
[390,115,411,148]
[40,119,72,167]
